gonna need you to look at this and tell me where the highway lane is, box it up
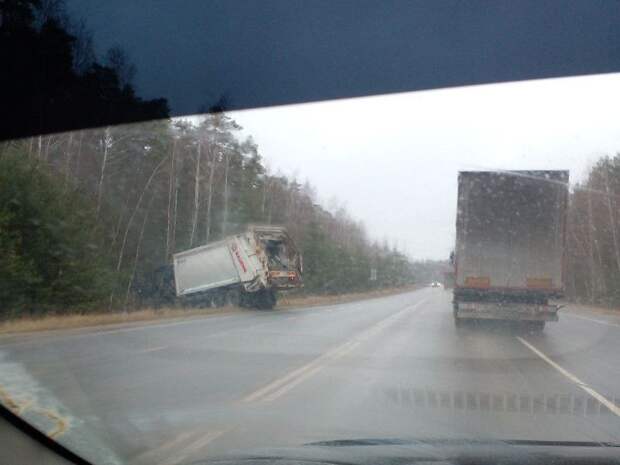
[1,287,620,464]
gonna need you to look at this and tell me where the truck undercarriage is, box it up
[452,288,561,330]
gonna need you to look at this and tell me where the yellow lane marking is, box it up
[161,428,232,465]
[517,336,620,417]
[242,300,426,403]
[131,431,196,465]
[133,427,232,465]
[138,345,169,354]
[261,341,362,403]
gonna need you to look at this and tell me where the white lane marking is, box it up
[565,313,620,328]
[517,336,620,417]
[242,300,426,403]
[138,345,168,354]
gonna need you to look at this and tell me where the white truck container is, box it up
[453,170,569,330]
[173,226,302,309]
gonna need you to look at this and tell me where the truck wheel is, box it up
[266,290,277,309]
[249,291,264,309]
[212,292,226,308]
[226,289,240,307]
[253,290,276,310]
[260,290,276,310]
[200,293,215,308]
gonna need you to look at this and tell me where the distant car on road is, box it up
[430,282,441,288]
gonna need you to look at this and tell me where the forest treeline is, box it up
[418,162,620,308]
[0,115,414,316]
[1,0,619,318]
[0,0,413,317]
[566,155,620,306]
[4,118,620,317]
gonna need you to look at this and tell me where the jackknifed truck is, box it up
[171,225,303,309]
[452,170,569,330]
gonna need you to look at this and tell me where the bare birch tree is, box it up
[189,140,202,247]
[95,127,112,219]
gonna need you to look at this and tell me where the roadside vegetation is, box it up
[2,0,619,324]
[0,286,422,335]
[567,156,620,306]
[0,127,415,320]
[0,2,414,320]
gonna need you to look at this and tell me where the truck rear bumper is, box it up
[455,302,559,322]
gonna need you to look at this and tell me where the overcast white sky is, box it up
[226,73,620,260]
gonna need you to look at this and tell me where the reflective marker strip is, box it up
[517,337,620,417]
[464,276,490,288]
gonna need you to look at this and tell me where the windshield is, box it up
[2,3,620,465]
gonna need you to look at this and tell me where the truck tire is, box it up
[212,291,226,308]
[198,292,215,308]
[266,290,277,309]
[226,289,240,307]
[253,289,277,310]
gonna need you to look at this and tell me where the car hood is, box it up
[193,438,620,465]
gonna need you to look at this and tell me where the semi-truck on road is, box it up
[170,225,303,309]
[453,170,569,330]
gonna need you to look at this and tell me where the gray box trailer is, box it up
[453,170,569,329]
[173,225,302,309]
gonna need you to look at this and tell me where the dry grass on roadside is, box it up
[0,285,419,336]
[0,306,238,335]
[277,285,420,309]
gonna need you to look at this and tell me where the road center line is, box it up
[242,299,426,403]
[133,428,231,465]
[261,341,362,403]
[138,345,168,354]
[517,336,620,417]
[163,429,231,465]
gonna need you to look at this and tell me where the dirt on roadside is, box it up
[0,307,241,336]
[277,285,420,309]
[0,285,420,336]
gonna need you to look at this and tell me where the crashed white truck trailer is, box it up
[453,170,569,330]
[173,226,302,309]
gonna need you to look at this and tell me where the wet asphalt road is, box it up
[2,287,620,465]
